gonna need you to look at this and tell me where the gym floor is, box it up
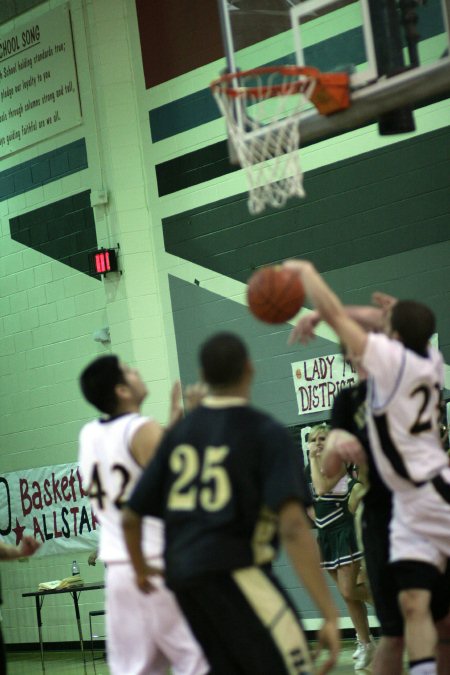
[7,641,376,674]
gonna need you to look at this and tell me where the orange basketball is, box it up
[247,266,305,324]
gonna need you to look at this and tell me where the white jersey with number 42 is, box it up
[78,413,164,564]
[362,333,447,492]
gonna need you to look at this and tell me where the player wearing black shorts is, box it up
[123,332,340,675]
[285,259,450,675]
[329,379,450,675]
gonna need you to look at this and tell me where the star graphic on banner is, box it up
[12,518,26,546]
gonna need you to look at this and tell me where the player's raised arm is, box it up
[282,260,368,359]
[371,291,397,313]
[288,309,322,345]
[279,501,340,674]
[168,380,208,426]
[0,536,40,560]
[322,429,368,477]
[168,380,183,427]
[290,304,387,346]
[308,426,346,496]
[183,382,208,412]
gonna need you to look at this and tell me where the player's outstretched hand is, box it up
[18,536,40,558]
[184,382,208,412]
[168,380,183,428]
[313,618,340,675]
[281,260,318,345]
[88,550,98,566]
[288,310,321,345]
[282,259,309,274]
[372,291,397,312]
[135,564,164,594]
[324,429,367,468]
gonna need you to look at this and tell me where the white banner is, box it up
[291,353,358,415]
[0,5,81,157]
[0,462,99,557]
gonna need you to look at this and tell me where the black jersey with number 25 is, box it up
[128,399,311,588]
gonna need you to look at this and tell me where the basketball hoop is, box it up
[210,66,350,215]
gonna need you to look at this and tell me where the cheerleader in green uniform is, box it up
[306,424,375,671]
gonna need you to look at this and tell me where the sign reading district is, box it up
[291,353,358,415]
[0,5,81,157]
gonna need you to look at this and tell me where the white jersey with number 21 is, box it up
[362,333,446,492]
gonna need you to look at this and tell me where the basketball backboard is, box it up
[219,1,378,88]
[217,0,450,141]
[290,0,378,88]
[215,0,450,212]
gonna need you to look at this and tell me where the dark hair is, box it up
[79,355,125,415]
[390,300,436,356]
[200,333,249,387]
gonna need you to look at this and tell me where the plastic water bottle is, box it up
[72,560,80,576]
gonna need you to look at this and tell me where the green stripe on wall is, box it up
[0,0,44,24]
[150,28,363,142]
[0,139,87,202]
[9,190,99,278]
[150,0,445,142]
[162,126,450,282]
[155,92,449,197]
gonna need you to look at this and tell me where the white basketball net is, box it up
[212,69,316,215]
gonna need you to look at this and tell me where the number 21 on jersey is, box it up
[168,444,231,512]
[409,382,441,435]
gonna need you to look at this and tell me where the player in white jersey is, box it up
[283,259,450,675]
[78,355,208,675]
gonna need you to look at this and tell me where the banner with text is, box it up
[0,5,81,157]
[0,463,99,557]
[291,353,358,416]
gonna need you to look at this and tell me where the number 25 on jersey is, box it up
[168,444,231,512]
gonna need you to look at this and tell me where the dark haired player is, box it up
[123,332,340,675]
[294,302,407,672]
[78,355,208,675]
[293,299,450,674]
[327,377,450,675]
[284,260,450,675]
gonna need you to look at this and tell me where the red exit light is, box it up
[89,248,118,275]
[95,250,110,273]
